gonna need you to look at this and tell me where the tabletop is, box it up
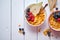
[12,0,60,40]
[0,0,60,40]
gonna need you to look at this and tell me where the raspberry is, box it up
[26,11,35,22]
[31,16,35,22]
[28,12,32,16]
[57,18,60,22]
[31,18,34,22]
[27,18,31,21]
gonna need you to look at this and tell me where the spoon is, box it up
[36,3,48,16]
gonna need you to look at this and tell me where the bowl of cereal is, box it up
[24,2,47,27]
[48,10,60,31]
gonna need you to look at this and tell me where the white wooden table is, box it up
[0,0,60,40]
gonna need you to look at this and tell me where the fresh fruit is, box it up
[25,14,29,18]
[57,18,60,22]
[58,12,60,18]
[26,8,30,12]
[47,31,51,37]
[28,12,32,16]
[23,31,25,35]
[26,11,35,22]
[56,8,58,10]
[53,12,60,22]
[22,28,24,31]
[19,28,21,31]
[27,17,31,21]
[30,2,43,16]
[31,16,35,22]
[29,13,34,18]
[53,13,58,19]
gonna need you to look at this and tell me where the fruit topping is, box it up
[53,12,60,22]
[53,13,58,19]
[27,12,35,22]
[26,8,35,22]
[28,12,32,16]
[56,18,60,22]
[57,12,60,18]
[23,31,25,35]
[26,8,30,12]
[27,18,31,21]
[47,31,51,37]
[31,16,35,22]
[19,28,21,31]
[21,28,24,31]
[56,8,58,10]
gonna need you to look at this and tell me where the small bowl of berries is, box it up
[24,3,46,27]
[48,9,60,31]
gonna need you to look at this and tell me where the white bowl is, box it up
[24,4,46,27]
[48,10,60,31]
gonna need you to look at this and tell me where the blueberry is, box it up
[19,28,21,31]
[54,15,58,19]
[56,8,58,10]
[58,12,60,18]
[53,13,58,19]
[47,31,51,37]
[22,28,24,31]
[23,31,25,35]
[26,8,30,12]
[25,14,29,18]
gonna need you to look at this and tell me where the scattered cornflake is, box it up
[38,28,41,32]
[18,30,23,34]
[51,33,54,37]
[43,28,51,36]
[18,24,21,27]
[18,28,25,35]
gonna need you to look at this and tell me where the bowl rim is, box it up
[24,4,46,27]
[48,10,60,31]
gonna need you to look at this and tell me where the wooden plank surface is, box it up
[12,0,60,40]
[12,0,24,40]
[24,0,38,40]
[0,0,10,40]
[37,0,51,40]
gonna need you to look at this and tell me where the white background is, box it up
[0,0,60,40]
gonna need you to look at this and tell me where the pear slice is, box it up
[29,2,43,16]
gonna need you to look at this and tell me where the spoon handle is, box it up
[43,3,48,9]
[36,3,48,16]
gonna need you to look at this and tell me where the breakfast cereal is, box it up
[49,11,60,30]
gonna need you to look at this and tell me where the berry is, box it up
[19,28,21,31]
[57,18,60,22]
[31,18,34,22]
[56,8,58,10]
[26,8,30,12]
[23,31,25,35]
[22,28,24,31]
[26,11,35,22]
[25,14,29,18]
[31,16,34,21]
[28,12,32,16]
[58,12,60,18]
[29,14,33,18]
[28,12,35,22]
[27,18,31,21]
[47,31,51,37]
[53,13,58,19]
